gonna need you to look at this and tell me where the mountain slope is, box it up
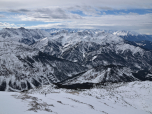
[1,81,151,114]
[0,41,86,91]
[133,40,152,51]
[42,31,152,71]
[64,65,139,84]
[113,30,152,42]
[0,27,50,45]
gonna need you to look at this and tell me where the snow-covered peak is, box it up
[0,28,50,45]
[113,31,128,36]
[32,37,49,51]
[40,37,49,46]
[50,31,124,46]
[113,30,139,36]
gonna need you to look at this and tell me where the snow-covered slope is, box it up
[0,27,50,45]
[64,65,139,84]
[50,30,124,46]
[0,40,86,91]
[31,30,152,71]
[32,38,62,57]
[112,30,152,42]
[32,37,49,51]
[0,81,151,114]
[113,30,139,36]
[133,40,152,51]
[45,31,152,71]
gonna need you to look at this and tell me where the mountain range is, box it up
[0,27,152,91]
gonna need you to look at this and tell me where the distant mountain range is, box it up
[0,27,152,91]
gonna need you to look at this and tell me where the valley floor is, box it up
[0,81,152,114]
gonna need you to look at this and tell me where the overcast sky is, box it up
[0,0,152,34]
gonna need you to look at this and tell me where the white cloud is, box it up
[67,6,101,16]
[21,13,152,34]
[0,0,152,10]
[0,22,25,29]
[0,0,152,34]
[0,15,5,18]
[10,7,82,22]
[0,22,16,28]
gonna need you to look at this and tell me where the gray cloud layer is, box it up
[0,0,152,34]
[0,0,152,10]
[0,15,5,18]
[22,13,152,35]
[9,8,82,20]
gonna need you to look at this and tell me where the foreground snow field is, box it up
[0,81,152,114]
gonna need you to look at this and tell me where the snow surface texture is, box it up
[0,81,152,114]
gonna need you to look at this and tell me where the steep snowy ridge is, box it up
[64,65,139,84]
[32,39,63,57]
[0,40,86,91]
[32,37,49,51]
[51,31,124,46]
[0,27,50,45]
[133,40,152,51]
[113,30,139,36]
[54,37,152,70]
[32,30,152,71]
[112,30,152,42]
